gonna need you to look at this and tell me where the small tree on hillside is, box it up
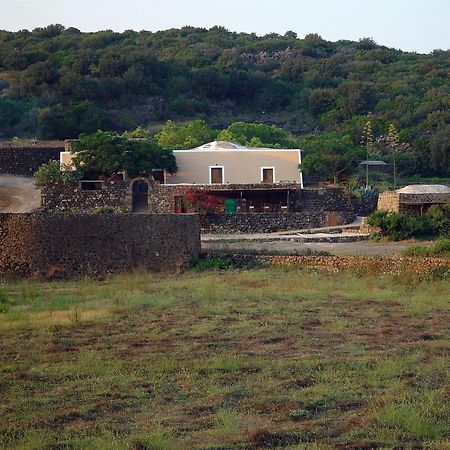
[155,120,216,149]
[386,123,400,189]
[361,117,374,189]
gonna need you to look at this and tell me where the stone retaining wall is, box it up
[301,187,377,216]
[0,213,200,279]
[0,146,62,176]
[204,252,450,275]
[200,211,355,233]
[41,180,130,212]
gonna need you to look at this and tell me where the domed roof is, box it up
[193,141,247,150]
[397,184,450,194]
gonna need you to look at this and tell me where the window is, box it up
[80,180,103,191]
[174,196,187,213]
[210,166,224,184]
[261,167,275,184]
[152,169,165,184]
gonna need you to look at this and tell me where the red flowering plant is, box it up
[183,189,223,214]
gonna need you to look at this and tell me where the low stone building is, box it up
[377,184,450,214]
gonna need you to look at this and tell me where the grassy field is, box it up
[0,267,449,450]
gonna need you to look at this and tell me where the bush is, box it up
[34,160,80,188]
[367,210,437,241]
[0,285,11,313]
[403,239,450,258]
[191,258,233,272]
[425,204,450,237]
[92,206,117,214]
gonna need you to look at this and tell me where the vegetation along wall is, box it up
[0,213,201,278]
[205,252,450,275]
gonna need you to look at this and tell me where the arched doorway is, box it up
[131,179,149,213]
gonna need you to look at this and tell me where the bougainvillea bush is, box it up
[183,189,223,214]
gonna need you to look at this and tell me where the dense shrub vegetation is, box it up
[367,205,450,240]
[403,239,450,258]
[0,25,449,177]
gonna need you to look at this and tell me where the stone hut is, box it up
[377,184,450,214]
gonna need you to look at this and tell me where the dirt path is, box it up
[0,175,41,213]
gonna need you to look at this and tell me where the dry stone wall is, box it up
[377,192,400,212]
[0,213,200,279]
[301,187,376,216]
[0,146,62,176]
[40,181,376,233]
[41,180,130,212]
[200,211,355,233]
[205,252,450,275]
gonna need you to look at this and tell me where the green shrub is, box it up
[34,160,80,188]
[191,258,233,272]
[403,239,450,258]
[367,210,438,241]
[0,285,11,313]
[425,204,450,237]
[92,206,117,215]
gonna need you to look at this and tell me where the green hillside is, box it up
[0,25,449,176]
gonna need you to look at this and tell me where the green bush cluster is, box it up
[367,205,450,241]
[403,239,450,258]
[191,258,233,272]
[34,160,81,188]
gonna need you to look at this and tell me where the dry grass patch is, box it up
[0,267,449,449]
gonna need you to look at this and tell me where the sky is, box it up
[0,0,449,54]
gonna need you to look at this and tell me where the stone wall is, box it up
[40,181,376,234]
[377,191,450,214]
[301,187,377,216]
[149,183,302,213]
[41,180,130,212]
[377,191,400,212]
[201,211,355,233]
[0,213,200,278]
[204,252,450,275]
[0,145,62,176]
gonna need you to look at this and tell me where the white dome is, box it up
[193,141,246,150]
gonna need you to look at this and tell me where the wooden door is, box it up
[262,168,274,184]
[210,167,223,184]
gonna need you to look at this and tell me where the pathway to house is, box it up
[0,175,41,213]
[202,217,434,257]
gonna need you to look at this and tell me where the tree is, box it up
[217,122,297,148]
[71,131,177,178]
[386,123,400,188]
[155,120,216,149]
[429,126,450,176]
[300,132,362,184]
[361,118,374,189]
[122,126,151,139]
